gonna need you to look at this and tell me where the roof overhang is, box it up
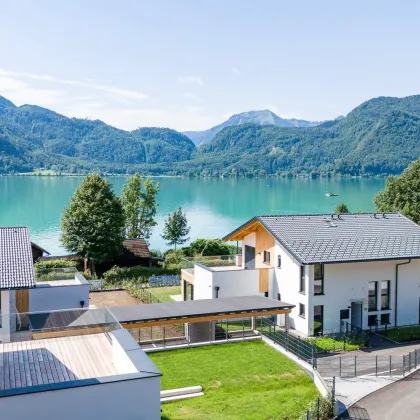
[223,217,265,242]
[110,295,294,328]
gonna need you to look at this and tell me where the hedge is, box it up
[103,265,180,284]
[35,260,80,271]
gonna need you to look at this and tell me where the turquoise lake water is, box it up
[0,176,386,255]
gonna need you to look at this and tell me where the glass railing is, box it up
[181,255,240,269]
[35,267,78,281]
[0,307,121,343]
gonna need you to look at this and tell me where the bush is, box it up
[103,265,180,284]
[187,238,231,257]
[35,260,80,271]
[301,395,334,420]
[164,250,185,266]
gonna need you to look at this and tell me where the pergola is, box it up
[110,295,294,329]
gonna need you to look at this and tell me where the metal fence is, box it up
[304,380,335,420]
[256,317,318,365]
[149,275,180,287]
[88,279,127,292]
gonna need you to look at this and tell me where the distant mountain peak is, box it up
[183,109,323,146]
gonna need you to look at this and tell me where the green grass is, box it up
[379,325,420,342]
[308,336,361,352]
[149,341,318,420]
[149,286,181,302]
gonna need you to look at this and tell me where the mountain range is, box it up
[183,110,323,146]
[0,94,420,177]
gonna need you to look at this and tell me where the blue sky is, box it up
[0,0,419,131]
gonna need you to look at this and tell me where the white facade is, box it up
[191,228,420,336]
[29,273,89,312]
[193,263,264,300]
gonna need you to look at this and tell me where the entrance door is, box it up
[351,302,362,329]
[314,305,323,336]
[244,245,255,269]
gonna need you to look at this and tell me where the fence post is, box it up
[163,325,166,348]
[317,397,320,420]
[286,329,289,352]
[332,376,336,405]
[306,410,310,420]
[375,355,378,377]
[226,319,228,341]
[390,355,392,377]
[354,355,357,376]
[312,345,315,369]
[409,352,412,372]
[339,356,342,377]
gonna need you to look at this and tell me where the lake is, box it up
[0,176,386,255]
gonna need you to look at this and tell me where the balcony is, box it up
[181,255,273,297]
[35,267,87,286]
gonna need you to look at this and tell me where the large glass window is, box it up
[314,264,324,295]
[300,266,306,294]
[381,280,390,310]
[368,281,378,311]
[368,314,378,327]
[381,313,390,325]
[314,305,323,336]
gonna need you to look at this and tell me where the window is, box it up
[314,264,324,295]
[381,280,390,310]
[340,309,350,320]
[300,266,306,294]
[381,313,390,325]
[277,255,281,268]
[368,281,378,311]
[368,314,378,327]
[277,293,281,301]
[299,303,305,318]
[264,292,269,298]
[314,305,323,336]
[263,250,270,264]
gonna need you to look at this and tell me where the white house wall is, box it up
[311,259,420,334]
[192,265,214,300]
[29,284,89,312]
[212,269,262,299]
[273,240,309,333]
[0,376,161,420]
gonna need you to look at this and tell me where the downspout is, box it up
[395,259,411,327]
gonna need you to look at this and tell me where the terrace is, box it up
[181,255,273,300]
[0,308,161,419]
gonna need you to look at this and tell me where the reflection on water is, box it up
[0,176,385,255]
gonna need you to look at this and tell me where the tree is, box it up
[334,202,350,214]
[60,173,125,267]
[161,207,191,249]
[187,238,231,256]
[374,159,420,224]
[120,174,159,240]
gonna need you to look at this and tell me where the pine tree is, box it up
[120,174,159,240]
[334,202,350,214]
[60,173,125,265]
[161,207,191,249]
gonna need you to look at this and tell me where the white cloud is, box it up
[0,68,148,103]
[178,75,203,85]
[183,92,201,101]
[0,68,219,131]
[231,67,240,75]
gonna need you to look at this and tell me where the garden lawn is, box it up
[379,325,420,342]
[149,340,318,420]
[149,286,181,302]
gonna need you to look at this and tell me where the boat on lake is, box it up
[325,192,338,197]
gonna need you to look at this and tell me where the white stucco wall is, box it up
[212,269,262,299]
[312,259,420,334]
[273,241,309,333]
[193,264,214,300]
[30,274,89,312]
[0,376,161,420]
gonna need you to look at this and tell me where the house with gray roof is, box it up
[181,213,420,336]
[0,227,89,343]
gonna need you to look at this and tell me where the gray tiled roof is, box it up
[0,227,35,289]
[256,213,420,264]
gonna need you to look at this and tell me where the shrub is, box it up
[35,260,80,271]
[164,250,185,266]
[103,265,180,284]
[301,395,334,420]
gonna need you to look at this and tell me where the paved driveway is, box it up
[343,368,420,419]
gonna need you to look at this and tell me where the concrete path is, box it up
[342,368,420,419]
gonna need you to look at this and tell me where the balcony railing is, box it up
[181,255,240,269]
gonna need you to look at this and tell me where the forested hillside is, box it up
[1,95,420,176]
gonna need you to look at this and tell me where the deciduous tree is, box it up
[60,174,125,267]
[120,174,159,240]
[334,202,350,214]
[161,207,190,249]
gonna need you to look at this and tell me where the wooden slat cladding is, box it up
[259,268,269,293]
[255,225,275,268]
[15,289,30,327]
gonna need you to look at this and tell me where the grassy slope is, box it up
[149,341,318,420]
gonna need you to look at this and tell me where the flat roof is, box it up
[110,295,294,324]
